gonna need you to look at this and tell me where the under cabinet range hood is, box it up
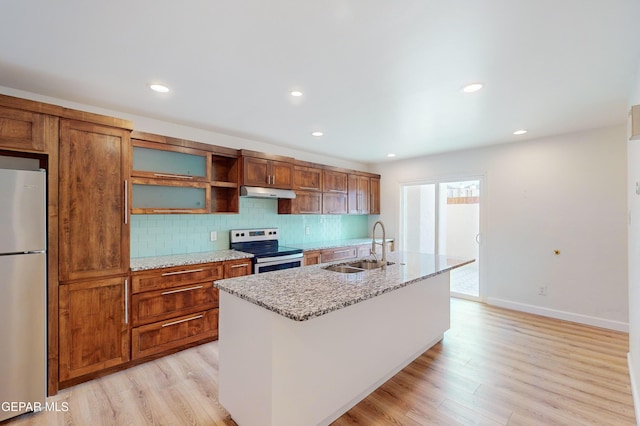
[240,186,296,199]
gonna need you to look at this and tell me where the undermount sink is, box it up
[323,260,395,273]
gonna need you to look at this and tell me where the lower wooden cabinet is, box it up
[321,246,358,262]
[224,258,253,277]
[132,309,218,360]
[303,250,322,266]
[58,276,130,382]
[130,259,251,362]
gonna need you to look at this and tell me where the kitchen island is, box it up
[214,252,473,426]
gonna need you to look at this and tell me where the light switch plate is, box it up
[210,231,217,241]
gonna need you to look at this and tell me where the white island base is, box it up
[218,271,450,426]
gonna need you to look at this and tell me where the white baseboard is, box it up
[627,353,640,425]
[486,297,629,332]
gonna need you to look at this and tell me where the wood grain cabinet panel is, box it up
[323,170,348,193]
[224,258,252,277]
[293,165,322,191]
[242,156,293,189]
[303,250,322,266]
[131,309,218,360]
[321,246,358,262]
[131,264,223,293]
[58,120,130,281]
[131,283,218,327]
[58,277,130,381]
[348,174,370,214]
[0,105,49,152]
[370,177,381,215]
[322,192,348,214]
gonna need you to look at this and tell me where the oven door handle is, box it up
[255,253,304,264]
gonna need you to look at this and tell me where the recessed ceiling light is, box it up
[149,84,170,93]
[311,131,323,137]
[513,129,528,135]
[462,83,483,93]
[387,153,396,158]
[290,90,303,97]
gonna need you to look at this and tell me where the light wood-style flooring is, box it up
[5,299,635,425]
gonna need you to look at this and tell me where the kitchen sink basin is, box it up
[347,260,394,270]
[323,265,366,274]
[323,260,395,273]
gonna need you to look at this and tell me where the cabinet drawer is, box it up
[131,283,218,326]
[321,246,358,262]
[131,309,218,360]
[224,259,252,277]
[132,264,224,293]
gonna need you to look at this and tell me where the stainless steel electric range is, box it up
[230,228,303,274]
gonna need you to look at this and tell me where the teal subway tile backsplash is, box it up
[130,198,369,257]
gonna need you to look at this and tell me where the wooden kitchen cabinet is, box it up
[211,154,240,214]
[370,177,381,215]
[132,140,209,181]
[0,104,53,152]
[241,153,294,189]
[322,192,348,214]
[58,119,130,282]
[279,164,323,214]
[303,250,322,266]
[348,174,370,214]
[129,260,250,361]
[321,246,358,263]
[323,170,348,193]
[58,276,130,382]
[224,258,253,277]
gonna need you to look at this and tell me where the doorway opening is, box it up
[400,178,482,300]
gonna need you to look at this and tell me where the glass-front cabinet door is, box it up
[131,181,209,214]
[132,141,209,182]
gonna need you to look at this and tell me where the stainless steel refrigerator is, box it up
[0,168,46,422]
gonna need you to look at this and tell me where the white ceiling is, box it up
[1,1,639,164]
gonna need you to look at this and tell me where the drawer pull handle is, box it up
[152,209,196,213]
[299,211,318,214]
[298,186,319,191]
[161,315,203,328]
[328,189,344,193]
[153,173,195,179]
[161,268,205,277]
[231,263,249,268]
[333,249,351,254]
[161,285,204,295]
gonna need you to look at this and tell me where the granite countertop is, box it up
[214,251,473,322]
[287,237,394,251]
[130,249,254,272]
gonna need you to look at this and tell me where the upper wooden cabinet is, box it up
[278,163,323,214]
[59,120,130,282]
[370,177,381,214]
[323,170,348,193]
[293,165,322,191]
[241,153,294,190]
[348,174,370,215]
[132,139,209,182]
[130,132,240,214]
[0,105,53,152]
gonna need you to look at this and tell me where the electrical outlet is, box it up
[210,231,217,241]
[538,286,547,296]
[305,226,310,236]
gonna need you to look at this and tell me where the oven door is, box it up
[254,253,303,274]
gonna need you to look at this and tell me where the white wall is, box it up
[627,59,640,420]
[372,125,628,331]
[0,85,368,172]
